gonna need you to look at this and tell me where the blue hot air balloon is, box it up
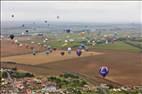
[76,49,82,56]
[99,66,109,77]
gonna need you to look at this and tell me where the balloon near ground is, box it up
[60,51,65,56]
[76,49,82,56]
[9,34,15,40]
[99,66,109,78]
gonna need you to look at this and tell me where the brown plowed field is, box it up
[1,39,142,87]
[0,39,45,57]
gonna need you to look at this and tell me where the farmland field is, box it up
[1,38,142,87]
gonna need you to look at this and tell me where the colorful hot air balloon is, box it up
[99,66,109,78]
[76,49,82,56]
[9,34,15,40]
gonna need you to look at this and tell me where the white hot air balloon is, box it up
[31,41,35,44]
[67,47,72,54]
[21,32,25,35]
[14,39,18,43]
[64,40,68,43]
[45,38,48,41]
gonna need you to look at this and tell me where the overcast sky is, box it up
[1,1,142,23]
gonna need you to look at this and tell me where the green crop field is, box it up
[93,41,142,52]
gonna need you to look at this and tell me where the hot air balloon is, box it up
[53,47,57,51]
[19,43,23,47]
[76,49,82,56]
[22,24,25,27]
[14,39,18,43]
[44,20,47,23]
[60,51,65,56]
[25,30,29,33]
[65,29,71,33]
[9,34,15,40]
[99,66,109,78]
[45,50,50,55]
[57,16,60,19]
[21,32,25,35]
[64,40,68,43]
[49,49,53,53]
[80,43,85,49]
[32,48,36,56]
[11,14,14,18]
[67,47,72,54]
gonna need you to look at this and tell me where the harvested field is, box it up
[1,50,102,65]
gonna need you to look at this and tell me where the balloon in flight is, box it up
[53,48,57,51]
[76,49,82,56]
[67,47,72,54]
[60,51,65,56]
[57,16,60,19]
[99,66,109,78]
[44,20,47,23]
[25,30,29,33]
[9,34,15,40]
[11,14,14,18]
[22,24,25,27]
[65,29,71,33]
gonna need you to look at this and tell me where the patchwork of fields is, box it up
[1,39,142,87]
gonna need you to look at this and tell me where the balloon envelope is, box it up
[65,29,71,33]
[25,30,29,33]
[76,49,82,56]
[44,20,47,23]
[99,66,109,77]
[57,16,60,19]
[11,14,14,18]
[9,34,15,40]
[60,52,65,56]
[22,24,25,27]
